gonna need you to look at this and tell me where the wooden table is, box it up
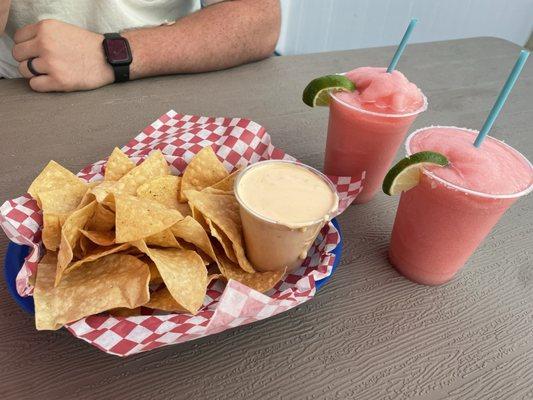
[1,37,532,400]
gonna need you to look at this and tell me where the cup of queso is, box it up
[234,160,339,272]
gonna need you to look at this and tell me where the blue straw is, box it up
[387,19,418,73]
[474,50,530,147]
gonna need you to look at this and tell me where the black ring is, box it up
[27,57,43,76]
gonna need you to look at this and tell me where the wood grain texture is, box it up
[0,38,532,400]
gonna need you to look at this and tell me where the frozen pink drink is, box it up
[324,67,427,203]
[389,126,533,285]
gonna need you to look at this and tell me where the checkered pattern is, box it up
[0,110,364,356]
[0,197,42,296]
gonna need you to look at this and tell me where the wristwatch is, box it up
[102,33,132,83]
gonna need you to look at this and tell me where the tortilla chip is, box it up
[41,252,58,265]
[115,194,183,243]
[72,244,84,261]
[105,147,135,181]
[86,203,115,231]
[28,271,37,287]
[137,175,181,210]
[208,274,222,286]
[206,218,237,263]
[90,181,117,203]
[34,253,150,330]
[87,181,102,189]
[77,192,96,211]
[146,275,219,313]
[145,229,181,248]
[80,230,115,246]
[217,252,285,293]
[135,243,207,315]
[113,150,170,196]
[207,168,241,192]
[56,201,97,286]
[27,161,86,207]
[170,216,217,263]
[179,147,228,201]
[177,241,212,265]
[42,214,63,251]
[202,188,234,196]
[67,243,130,272]
[176,202,192,217]
[186,190,255,273]
[108,307,141,317]
[78,234,93,257]
[101,196,116,213]
[144,287,188,313]
[190,205,209,230]
[39,184,88,215]
[146,259,162,284]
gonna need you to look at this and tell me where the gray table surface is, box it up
[0,37,532,400]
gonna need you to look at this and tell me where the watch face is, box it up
[105,39,130,63]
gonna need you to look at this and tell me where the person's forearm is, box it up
[122,0,280,80]
[0,0,11,34]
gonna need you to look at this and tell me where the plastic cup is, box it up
[235,160,339,272]
[389,126,533,285]
[324,88,427,204]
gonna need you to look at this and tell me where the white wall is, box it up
[277,0,533,55]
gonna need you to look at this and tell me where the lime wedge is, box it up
[383,151,449,195]
[302,75,356,107]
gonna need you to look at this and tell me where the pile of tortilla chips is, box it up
[29,146,285,330]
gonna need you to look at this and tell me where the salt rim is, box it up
[234,159,340,228]
[405,125,533,199]
[330,71,428,118]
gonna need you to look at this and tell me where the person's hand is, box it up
[12,19,114,92]
[0,0,11,34]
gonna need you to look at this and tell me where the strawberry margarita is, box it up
[389,126,533,285]
[324,67,427,203]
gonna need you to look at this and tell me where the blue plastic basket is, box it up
[4,219,342,315]
[4,242,34,314]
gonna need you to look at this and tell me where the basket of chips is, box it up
[0,111,363,356]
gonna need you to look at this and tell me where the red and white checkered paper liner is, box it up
[0,110,363,356]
